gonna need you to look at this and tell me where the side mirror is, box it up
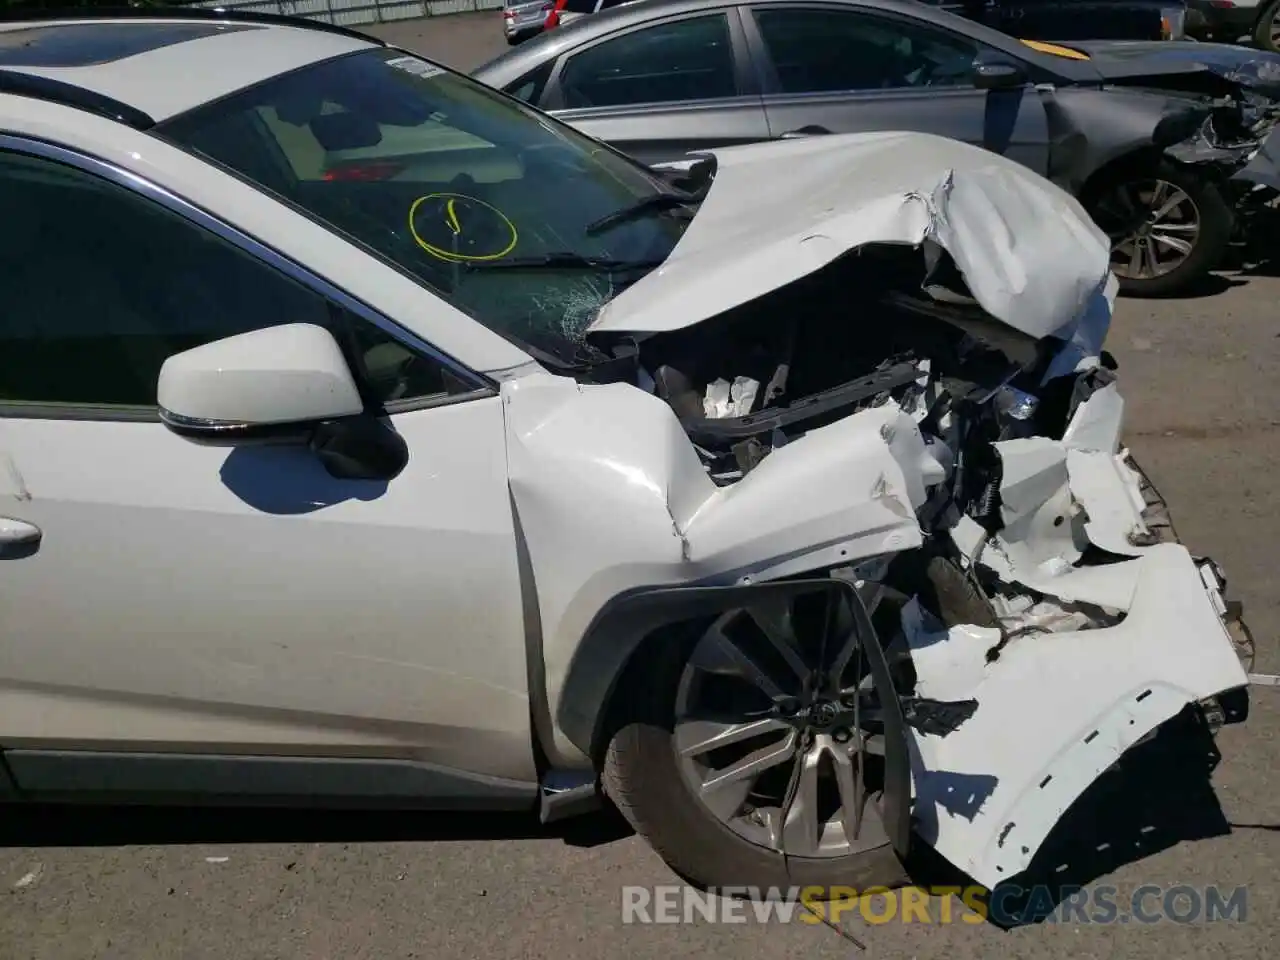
[158,323,408,482]
[972,60,1027,91]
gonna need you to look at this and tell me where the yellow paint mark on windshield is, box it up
[1019,39,1091,61]
[408,193,518,262]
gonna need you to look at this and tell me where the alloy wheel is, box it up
[1093,178,1202,281]
[671,593,893,859]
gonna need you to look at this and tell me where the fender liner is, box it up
[556,576,913,858]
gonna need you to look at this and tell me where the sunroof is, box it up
[0,22,262,68]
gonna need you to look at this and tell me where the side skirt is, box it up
[0,749,539,810]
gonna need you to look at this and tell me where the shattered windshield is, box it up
[157,49,689,365]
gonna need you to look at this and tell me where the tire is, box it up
[1084,158,1234,298]
[1254,0,1280,53]
[601,620,909,894]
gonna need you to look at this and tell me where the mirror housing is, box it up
[158,324,408,482]
[972,60,1027,91]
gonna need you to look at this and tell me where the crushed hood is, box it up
[1071,39,1280,98]
[588,132,1113,348]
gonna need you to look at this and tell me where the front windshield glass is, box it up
[157,49,691,365]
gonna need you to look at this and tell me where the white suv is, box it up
[0,10,1251,894]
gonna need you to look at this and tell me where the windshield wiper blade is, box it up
[585,192,697,236]
[464,253,665,271]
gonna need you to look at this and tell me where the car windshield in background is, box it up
[157,49,689,366]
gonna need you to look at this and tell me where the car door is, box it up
[742,2,1053,175]
[538,8,771,165]
[0,138,537,795]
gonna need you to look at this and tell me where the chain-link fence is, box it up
[191,0,503,28]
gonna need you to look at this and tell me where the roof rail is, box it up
[0,6,388,46]
[0,67,155,128]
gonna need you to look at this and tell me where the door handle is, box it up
[0,517,41,558]
[779,125,832,139]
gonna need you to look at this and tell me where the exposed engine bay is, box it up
[524,240,1253,884]
[613,245,1068,491]
[500,130,1254,886]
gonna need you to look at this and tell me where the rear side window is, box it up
[752,7,980,93]
[558,15,737,108]
[504,59,556,105]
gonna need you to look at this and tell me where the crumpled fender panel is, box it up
[502,372,943,765]
[910,384,1248,887]
[1232,127,1280,191]
[1037,85,1215,194]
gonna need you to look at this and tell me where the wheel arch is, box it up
[1077,145,1169,204]
[556,577,914,857]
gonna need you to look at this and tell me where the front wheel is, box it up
[1084,159,1234,298]
[601,594,911,894]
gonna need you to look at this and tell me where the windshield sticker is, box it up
[386,55,445,79]
[1019,39,1090,61]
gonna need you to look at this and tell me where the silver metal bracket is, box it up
[539,769,601,824]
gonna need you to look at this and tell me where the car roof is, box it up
[473,0,1094,85]
[0,12,383,125]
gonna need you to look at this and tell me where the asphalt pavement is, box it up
[2,13,1279,960]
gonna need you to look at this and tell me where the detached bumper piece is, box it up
[901,384,1251,888]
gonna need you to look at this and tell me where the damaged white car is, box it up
[0,12,1251,894]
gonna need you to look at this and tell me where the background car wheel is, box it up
[601,597,910,894]
[1085,159,1233,298]
[1255,0,1280,53]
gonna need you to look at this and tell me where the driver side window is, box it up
[751,7,980,93]
[0,150,468,415]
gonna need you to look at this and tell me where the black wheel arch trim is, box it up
[557,576,912,857]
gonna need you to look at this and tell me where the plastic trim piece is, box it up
[0,68,155,128]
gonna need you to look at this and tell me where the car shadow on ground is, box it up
[0,793,635,851]
[906,707,1233,930]
[1135,271,1247,299]
[0,710,1236,914]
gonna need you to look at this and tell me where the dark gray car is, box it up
[473,0,1280,296]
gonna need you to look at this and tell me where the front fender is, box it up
[1040,86,1213,192]
[503,373,935,768]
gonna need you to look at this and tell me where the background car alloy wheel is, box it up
[1255,0,1280,53]
[1086,159,1234,297]
[1106,179,1199,280]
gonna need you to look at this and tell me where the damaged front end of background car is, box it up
[510,133,1254,891]
[1055,42,1280,264]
